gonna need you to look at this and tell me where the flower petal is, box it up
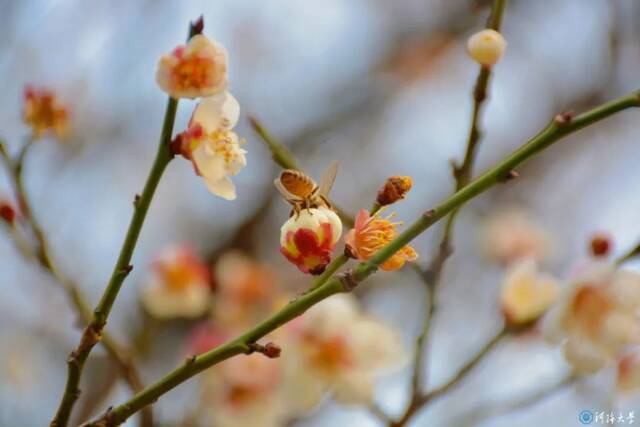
[192,143,227,181]
[205,175,237,200]
[192,91,240,133]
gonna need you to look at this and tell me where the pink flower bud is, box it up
[280,207,342,275]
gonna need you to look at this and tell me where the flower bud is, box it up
[467,29,507,67]
[590,232,612,258]
[500,259,559,327]
[376,176,412,206]
[0,202,16,225]
[280,207,342,275]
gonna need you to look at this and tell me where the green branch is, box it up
[83,89,640,427]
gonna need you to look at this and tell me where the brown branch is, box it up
[448,372,578,427]
[0,139,153,427]
[406,0,510,413]
[392,327,507,427]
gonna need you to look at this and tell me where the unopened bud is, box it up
[0,202,16,225]
[467,29,507,67]
[377,176,413,206]
[590,233,612,258]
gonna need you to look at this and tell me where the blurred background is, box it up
[1,0,640,426]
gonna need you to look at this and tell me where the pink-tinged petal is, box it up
[354,209,370,231]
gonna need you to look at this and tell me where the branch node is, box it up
[133,194,141,207]
[554,110,574,125]
[119,265,134,276]
[338,269,360,292]
[247,342,282,358]
[498,170,519,183]
[423,209,436,219]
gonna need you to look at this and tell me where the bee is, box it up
[274,161,338,216]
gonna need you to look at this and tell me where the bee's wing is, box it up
[318,161,338,197]
[274,177,303,202]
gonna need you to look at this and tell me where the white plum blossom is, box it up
[139,246,212,319]
[500,259,560,326]
[175,91,247,200]
[479,207,552,265]
[156,34,228,99]
[280,294,405,412]
[543,262,640,373]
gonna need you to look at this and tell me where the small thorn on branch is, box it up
[498,170,519,183]
[423,209,435,219]
[119,265,134,276]
[133,194,141,207]
[247,342,282,358]
[554,110,574,125]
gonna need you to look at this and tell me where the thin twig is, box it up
[616,241,640,266]
[0,140,153,427]
[448,372,578,427]
[49,17,203,424]
[83,89,640,427]
[407,0,509,411]
[392,328,507,427]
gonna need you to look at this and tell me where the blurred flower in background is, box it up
[22,85,69,140]
[140,245,212,319]
[2,1,640,426]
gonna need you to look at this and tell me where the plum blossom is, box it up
[140,245,212,319]
[617,350,640,392]
[543,263,640,373]
[281,294,405,411]
[345,209,417,271]
[156,34,228,99]
[200,353,286,427]
[22,86,69,140]
[479,207,551,265]
[280,207,342,275]
[212,251,277,327]
[500,259,560,327]
[174,91,247,200]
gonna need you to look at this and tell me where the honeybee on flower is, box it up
[274,162,338,216]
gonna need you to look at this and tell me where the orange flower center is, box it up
[304,334,353,373]
[172,56,215,91]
